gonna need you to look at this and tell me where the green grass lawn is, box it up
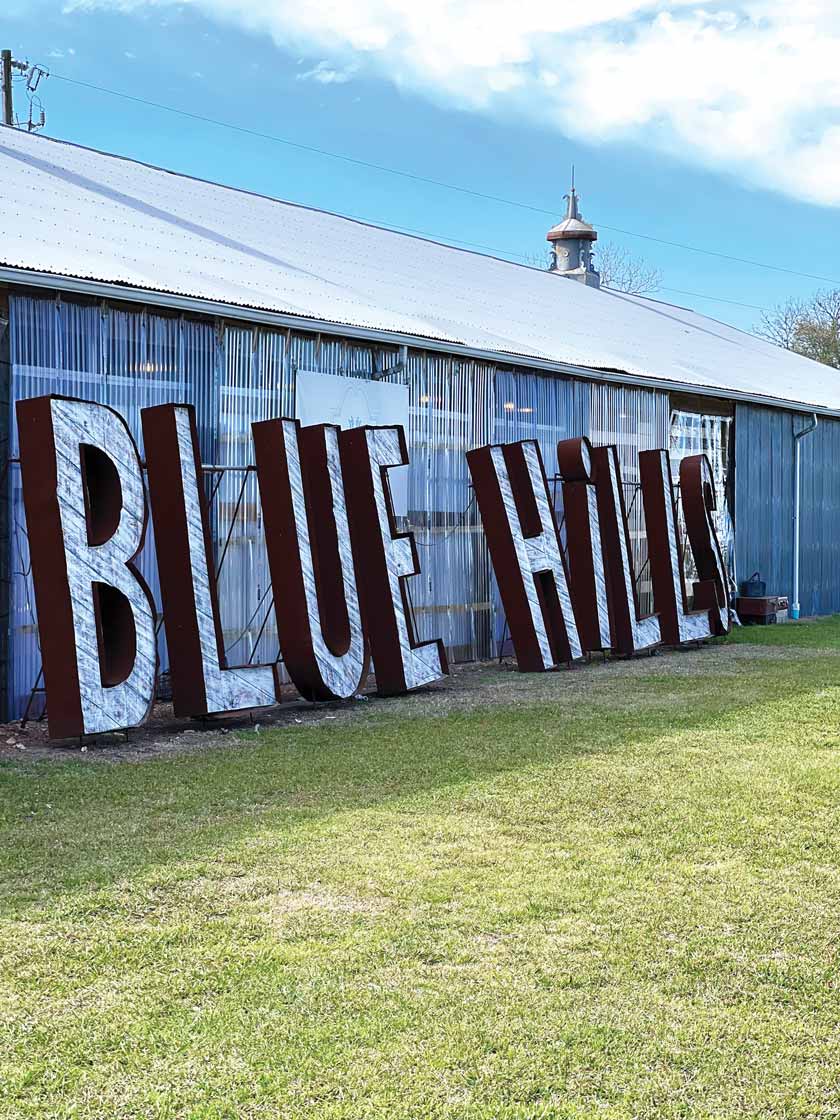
[726,613,840,649]
[4,623,840,1119]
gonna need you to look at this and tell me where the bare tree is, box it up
[596,242,662,295]
[522,248,554,270]
[758,289,840,369]
[524,241,662,296]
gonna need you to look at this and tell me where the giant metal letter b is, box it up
[16,396,157,738]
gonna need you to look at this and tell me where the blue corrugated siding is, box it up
[735,403,840,616]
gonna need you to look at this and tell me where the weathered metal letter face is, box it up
[252,418,369,701]
[639,449,714,645]
[557,437,611,653]
[16,396,157,738]
[340,425,448,695]
[591,444,661,655]
[467,439,582,671]
[679,453,731,636]
[142,404,277,717]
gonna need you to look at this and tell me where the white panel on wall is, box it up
[295,370,410,516]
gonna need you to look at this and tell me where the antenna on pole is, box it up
[1,50,48,130]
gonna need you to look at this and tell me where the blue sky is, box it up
[5,0,840,332]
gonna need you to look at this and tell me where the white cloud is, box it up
[62,0,840,206]
[296,60,356,85]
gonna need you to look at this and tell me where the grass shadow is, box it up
[1,645,838,916]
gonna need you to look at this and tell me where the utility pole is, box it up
[1,50,13,127]
[1,50,47,130]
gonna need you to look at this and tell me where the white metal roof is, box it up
[1,126,837,414]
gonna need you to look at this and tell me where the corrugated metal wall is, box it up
[6,292,674,719]
[735,403,840,616]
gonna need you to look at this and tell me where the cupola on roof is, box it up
[546,185,598,243]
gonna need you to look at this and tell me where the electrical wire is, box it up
[644,287,769,312]
[276,207,773,311]
[49,70,840,290]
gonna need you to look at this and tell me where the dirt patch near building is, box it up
[0,640,831,765]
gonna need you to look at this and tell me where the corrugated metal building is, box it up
[1,128,837,719]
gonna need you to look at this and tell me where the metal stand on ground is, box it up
[498,619,509,664]
[20,667,46,727]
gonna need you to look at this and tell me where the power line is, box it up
[597,224,839,287]
[11,56,772,317]
[334,212,772,311]
[339,211,536,261]
[50,75,771,315]
[50,70,840,291]
[657,287,769,312]
[51,73,560,214]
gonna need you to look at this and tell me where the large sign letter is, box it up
[639,449,713,644]
[252,418,369,701]
[16,396,157,738]
[340,425,448,694]
[467,439,582,671]
[142,404,277,717]
[679,453,731,636]
[591,445,661,655]
[557,437,611,653]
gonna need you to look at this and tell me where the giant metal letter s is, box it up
[16,395,157,738]
[142,403,277,717]
[467,439,582,671]
[679,453,731,635]
[340,425,447,695]
[639,448,714,645]
[252,417,369,701]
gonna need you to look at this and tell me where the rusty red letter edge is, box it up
[16,395,157,738]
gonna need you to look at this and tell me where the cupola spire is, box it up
[546,170,600,288]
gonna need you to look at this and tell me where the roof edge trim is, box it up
[1,266,834,420]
